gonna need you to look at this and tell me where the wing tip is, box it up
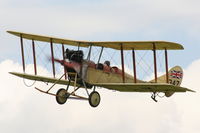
[186,88,196,93]
[7,31,21,36]
[9,71,15,75]
[7,30,13,34]
[9,71,21,77]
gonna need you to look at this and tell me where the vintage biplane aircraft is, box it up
[7,31,195,107]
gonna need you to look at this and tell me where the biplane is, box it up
[7,31,195,107]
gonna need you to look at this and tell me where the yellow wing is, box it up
[10,72,195,93]
[93,83,195,92]
[9,72,80,87]
[7,31,184,50]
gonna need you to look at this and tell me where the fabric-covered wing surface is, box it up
[93,83,195,92]
[7,31,184,50]
[9,72,79,86]
[7,31,90,48]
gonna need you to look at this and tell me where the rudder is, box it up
[148,66,183,97]
[166,66,183,97]
[168,66,183,87]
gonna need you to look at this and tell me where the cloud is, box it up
[0,58,199,133]
[173,59,200,133]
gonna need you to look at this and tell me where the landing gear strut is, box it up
[151,92,158,102]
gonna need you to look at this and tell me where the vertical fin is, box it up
[149,66,183,86]
[149,66,183,97]
[168,66,183,86]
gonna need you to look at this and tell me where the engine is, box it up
[65,49,84,63]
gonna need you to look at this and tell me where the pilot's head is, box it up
[104,61,110,66]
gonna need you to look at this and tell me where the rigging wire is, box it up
[136,51,154,80]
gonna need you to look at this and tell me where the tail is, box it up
[149,66,183,85]
[149,66,183,97]
[168,66,183,86]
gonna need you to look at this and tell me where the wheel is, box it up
[89,91,101,107]
[56,89,70,105]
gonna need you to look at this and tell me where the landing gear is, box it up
[151,92,157,102]
[56,88,70,104]
[89,91,101,107]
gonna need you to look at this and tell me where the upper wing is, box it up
[85,41,184,50]
[7,31,183,50]
[93,83,195,92]
[7,31,89,48]
[9,72,80,87]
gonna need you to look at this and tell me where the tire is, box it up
[56,89,69,105]
[89,91,101,107]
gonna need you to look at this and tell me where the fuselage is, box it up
[55,58,144,85]
[53,48,144,85]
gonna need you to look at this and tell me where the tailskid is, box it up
[151,92,158,102]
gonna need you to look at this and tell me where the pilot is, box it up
[104,61,110,67]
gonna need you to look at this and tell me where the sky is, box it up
[0,0,200,133]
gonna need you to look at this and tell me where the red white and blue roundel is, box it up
[170,70,183,79]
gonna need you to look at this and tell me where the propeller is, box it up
[47,55,64,65]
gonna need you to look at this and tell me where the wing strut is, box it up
[20,34,25,73]
[62,44,67,80]
[120,44,125,83]
[165,48,169,83]
[132,49,137,83]
[32,39,37,75]
[50,38,56,78]
[87,44,92,60]
[97,46,104,64]
[153,43,157,83]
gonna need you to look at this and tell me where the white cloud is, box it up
[0,58,199,133]
[173,59,200,133]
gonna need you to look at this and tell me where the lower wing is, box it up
[9,72,79,87]
[9,72,195,93]
[93,83,195,93]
